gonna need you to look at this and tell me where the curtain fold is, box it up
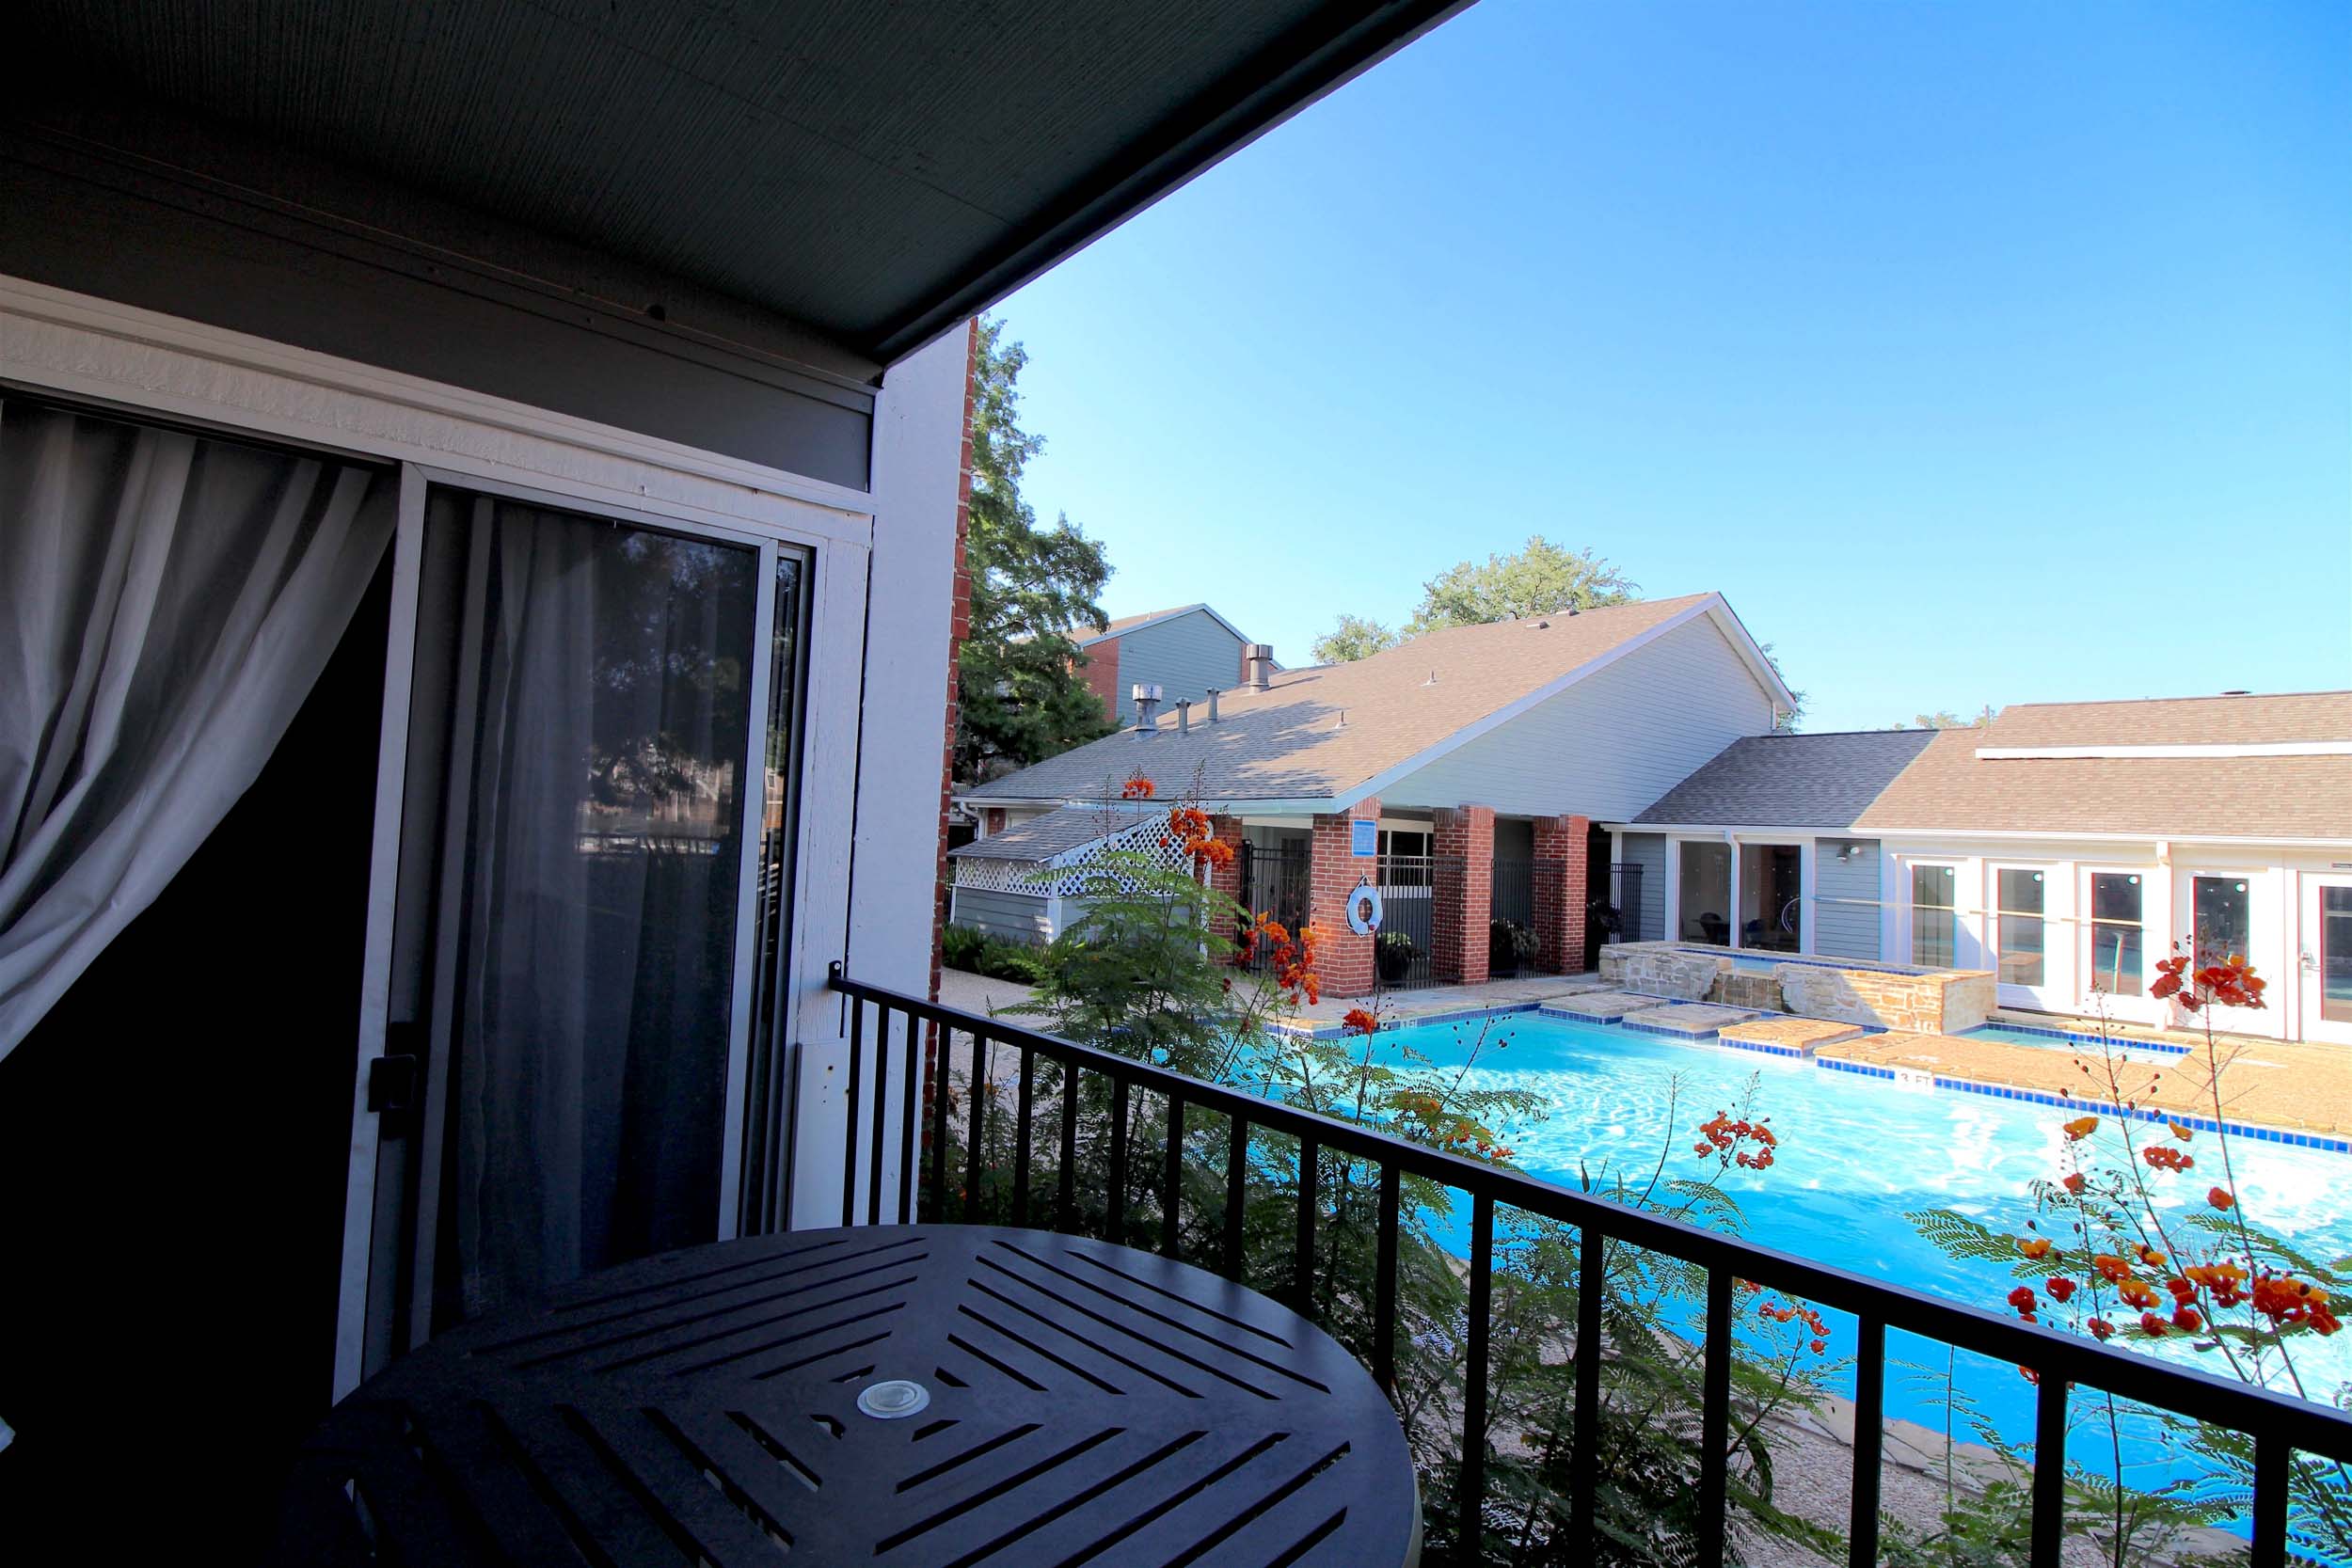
[0,402,395,1057]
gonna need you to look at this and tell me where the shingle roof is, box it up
[971,594,1748,806]
[951,803,1154,861]
[1853,692,2352,841]
[1062,603,1255,649]
[1630,730,1938,830]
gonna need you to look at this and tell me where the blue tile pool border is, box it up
[1284,1001,2345,1151]
[1965,1022,2193,1057]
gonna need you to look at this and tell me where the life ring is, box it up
[1345,883,1384,936]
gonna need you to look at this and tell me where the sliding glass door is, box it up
[347,481,803,1370]
[1910,864,1957,967]
[1678,841,1733,946]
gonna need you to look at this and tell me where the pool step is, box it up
[1716,1016,1867,1059]
[1621,1002,1765,1040]
[1540,990,1670,1022]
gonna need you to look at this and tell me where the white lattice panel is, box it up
[954,855,1052,893]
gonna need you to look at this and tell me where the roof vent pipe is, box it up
[1175,698,1192,736]
[1132,683,1163,736]
[1242,643,1274,690]
[1205,688,1221,722]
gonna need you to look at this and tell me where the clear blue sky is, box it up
[994,0,2349,734]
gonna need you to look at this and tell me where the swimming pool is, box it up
[1381,1007,2352,1507]
[1963,1021,2192,1057]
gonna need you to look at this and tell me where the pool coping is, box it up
[1277,997,2351,1154]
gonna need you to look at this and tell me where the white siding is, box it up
[1388,615,1776,819]
[1814,839,1884,960]
[950,888,1053,942]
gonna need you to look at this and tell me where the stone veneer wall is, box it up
[1597,942,1996,1034]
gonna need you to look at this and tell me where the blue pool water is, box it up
[1379,1008,2352,1508]
[1963,1022,2189,1057]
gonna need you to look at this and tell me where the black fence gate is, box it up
[1374,853,1466,990]
[1236,840,1311,974]
[1591,861,1645,968]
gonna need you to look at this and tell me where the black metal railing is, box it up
[826,964,2352,1568]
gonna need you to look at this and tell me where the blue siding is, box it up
[950,887,1051,942]
[1113,610,1246,711]
[1619,832,1668,942]
[1814,839,1883,959]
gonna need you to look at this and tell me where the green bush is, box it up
[942,923,985,972]
[977,935,1047,985]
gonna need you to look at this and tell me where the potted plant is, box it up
[1376,928,1417,983]
[1488,917,1539,977]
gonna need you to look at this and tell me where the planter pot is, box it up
[1376,945,1415,984]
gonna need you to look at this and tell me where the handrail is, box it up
[827,964,2349,1565]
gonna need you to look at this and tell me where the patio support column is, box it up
[1206,814,1246,959]
[1432,805,1496,985]
[1533,814,1593,974]
[1310,796,1382,998]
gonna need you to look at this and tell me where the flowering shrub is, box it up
[1905,955,2352,1560]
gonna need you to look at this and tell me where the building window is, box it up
[1995,869,2046,988]
[1911,864,1957,968]
[2191,876,2251,966]
[1376,829,1432,887]
[1738,844,1802,953]
[1679,842,1733,946]
[2089,872,2145,996]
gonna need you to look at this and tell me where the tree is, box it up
[1758,641,1806,734]
[1897,705,1994,730]
[1403,535,1637,636]
[954,317,1118,784]
[1311,612,1401,664]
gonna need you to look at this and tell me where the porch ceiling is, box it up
[19,0,1469,366]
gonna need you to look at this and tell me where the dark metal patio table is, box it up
[277,1224,1420,1566]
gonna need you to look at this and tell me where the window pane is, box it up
[1996,868,2045,987]
[1739,844,1802,953]
[1680,842,1732,946]
[2326,887,2352,1024]
[2191,876,2251,966]
[2090,872,2144,996]
[1911,864,1955,968]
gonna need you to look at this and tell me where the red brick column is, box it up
[1206,816,1246,957]
[1533,814,1593,974]
[1432,805,1496,985]
[1310,797,1382,998]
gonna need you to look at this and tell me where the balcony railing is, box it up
[827,964,2352,1567]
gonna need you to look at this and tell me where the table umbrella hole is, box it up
[855,1379,931,1419]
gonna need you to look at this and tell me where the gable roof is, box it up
[970,594,1792,810]
[1630,729,1938,831]
[1066,603,1253,649]
[1853,692,2352,842]
[952,803,1152,862]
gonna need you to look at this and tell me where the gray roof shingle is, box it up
[1630,730,1939,831]
[951,803,1153,861]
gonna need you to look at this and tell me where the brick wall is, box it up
[1432,804,1496,985]
[930,320,980,1006]
[1075,637,1121,725]
[1309,797,1382,997]
[1533,814,1592,974]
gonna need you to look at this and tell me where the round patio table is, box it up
[276,1224,1420,1566]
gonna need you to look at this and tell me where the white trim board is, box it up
[1976,742,2352,760]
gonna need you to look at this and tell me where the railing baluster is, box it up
[1459,1192,1494,1558]
[2031,1370,2067,1566]
[1012,1047,1035,1227]
[1373,1163,1400,1398]
[1293,1134,1319,1317]
[1847,1317,1885,1568]
[1224,1114,1248,1279]
[1057,1063,1078,1232]
[1161,1092,1184,1259]
[1699,1267,1732,1568]
[866,1000,889,1226]
[2252,1431,2290,1568]
[898,1009,918,1225]
[1569,1222,1604,1544]
[928,1018,949,1225]
[1106,1078,1130,1244]
[964,1030,989,1223]
[841,996,864,1227]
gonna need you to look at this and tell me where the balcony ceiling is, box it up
[20,0,1468,364]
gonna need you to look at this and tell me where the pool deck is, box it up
[948,964,2352,1146]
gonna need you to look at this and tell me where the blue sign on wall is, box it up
[1350,818,1376,857]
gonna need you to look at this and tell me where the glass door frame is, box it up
[1987,862,2058,1010]
[334,465,791,1394]
[2304,875,2352,1047]
[2173,864,2280,1039]
[1904,860,1962,969]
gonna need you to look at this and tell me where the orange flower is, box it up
[2119,1278,2156,1309]
[2006,1285,2038,1314]
[1342,1007,1378,1037]
[2136,1244,2168,1269]
[2063,1116,2100,1141]
[2017,1237,2052,1260]
[2061,1172,2088,1196]
[2172,1305,2204,1333]
[2092,1254,2130,1283]
[1120,772,1156,800]
[2047,1277,2076,1303]
[2168,1119,2195,1142]
[2142,1145,2194,1173]
[2088,1318,2116,1340]
[2140,1311,2169,1338]
[2208,1185,2235,1212]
